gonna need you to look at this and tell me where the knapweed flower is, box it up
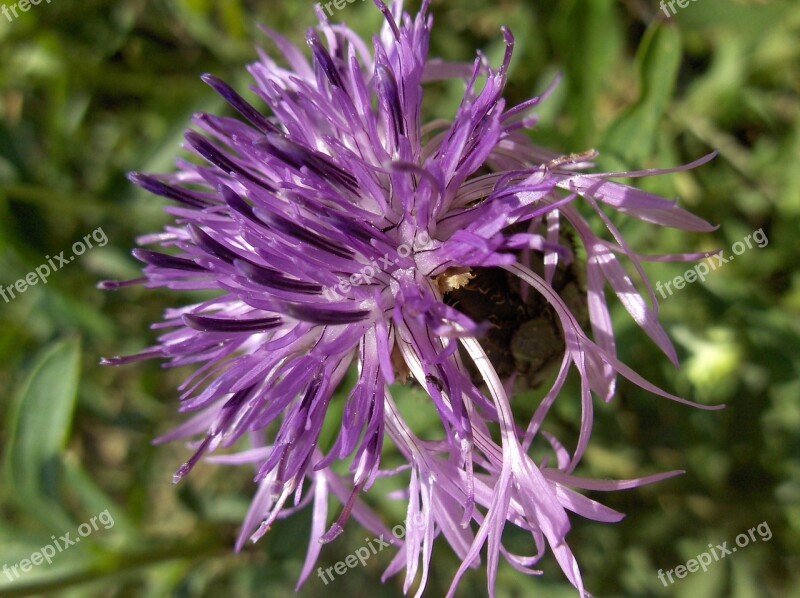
[102,1,721,595]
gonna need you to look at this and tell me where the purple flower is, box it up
[103,1,721,595]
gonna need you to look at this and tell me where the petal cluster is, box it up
[104,1,720,595]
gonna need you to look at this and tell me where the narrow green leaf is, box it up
[4,337,81,530]
[60,457,139,539]
[602,23,682,168]
[555,0,622,147]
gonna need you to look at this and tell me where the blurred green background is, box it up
[0,0,798,596]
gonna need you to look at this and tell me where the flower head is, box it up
[103,1,720,595]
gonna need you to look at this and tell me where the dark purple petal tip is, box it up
[182,313,282,333]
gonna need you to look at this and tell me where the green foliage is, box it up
[5,338,81,531]
[0,0,798,596]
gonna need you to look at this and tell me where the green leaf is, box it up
[554,0,623,147]
[602,23,682,168]
[61,457,139,539]
[4,337,81,530]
